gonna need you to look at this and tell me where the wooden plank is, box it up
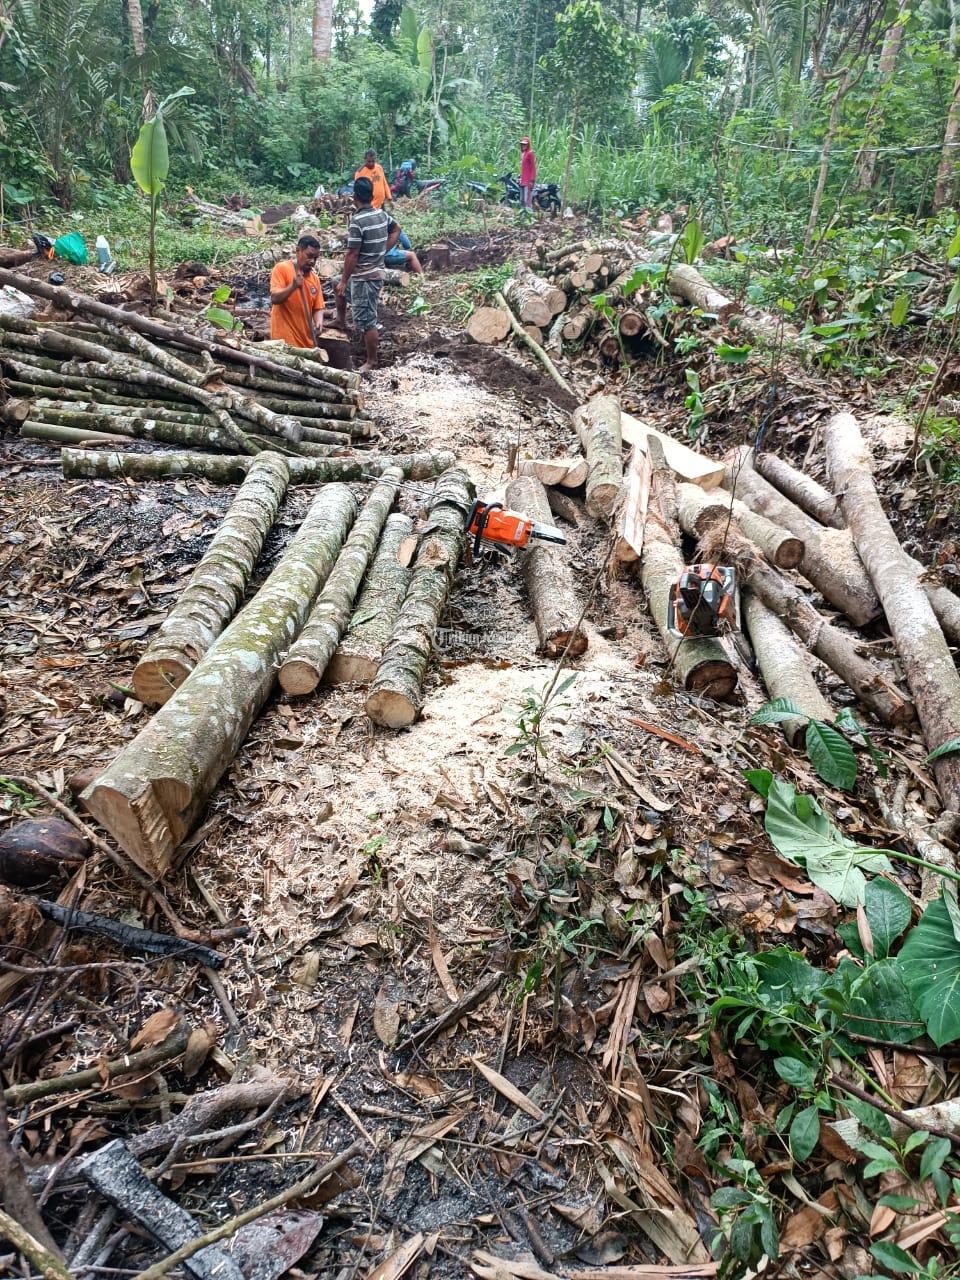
[620,413,724,490]
[616,446,651,562]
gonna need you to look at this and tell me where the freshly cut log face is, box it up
[517,457,588,489]
[503,274,552,328]
[466,307,510,344]
[366,469,474,728]
[82,484,359,878]
[506,475,587,657]
[279,467,403,694]
[326,512,415,685]
[743,592,833,746]
[133,453,290,707]
[573,396,623,519]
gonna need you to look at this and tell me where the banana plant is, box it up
[130,86,194,309]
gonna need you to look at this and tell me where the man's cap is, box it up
[520,137,530,145]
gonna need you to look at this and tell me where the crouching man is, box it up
[335,175,401,372]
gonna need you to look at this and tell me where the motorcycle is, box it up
[497,171,561,214]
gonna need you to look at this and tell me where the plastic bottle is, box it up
[95,235,116,274]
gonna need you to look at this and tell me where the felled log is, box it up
[641,438,738,699]
[515,264,566,318]
[696,512,914,727]
[517,457,587,489]
[22,412,247,454]
[743,593,833,746]
[279,468,402,694]
[505,476,587,657]
[253,398,356,421]
[32,397,213,426]
[753,450,845,528]
[561,307,594,343]
[0,247,35,268]
[573,396,623,519]
[618,309,644,338]
[824,411,960,812]
[676,483,804,569]
[620,413,724,489]
[725,447,880,627]
[668,264,740,323]
[466,307,510,344]
[366,469,474,728]
[61,447,455,484]
[21,421,126,447]
[82,485,358,876]
[325,513,414,685]
[616,448,650,562]
[0,818,89,887]
[502,274,552,328]
[133,454,289,706]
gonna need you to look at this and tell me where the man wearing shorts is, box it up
[335,175,401,372]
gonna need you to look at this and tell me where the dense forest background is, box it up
[1,0,959,240]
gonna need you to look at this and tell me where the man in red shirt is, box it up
[519,137,536,211]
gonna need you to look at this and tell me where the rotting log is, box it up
[668,264,740,323]
[824,411,960,813]
[517,457,587,489]
[505,475,587,658]
[743,592,833,746]
[676,482,804,570]
[279,467,403,695]
[753,450,845,528]
[61,447,456,484]
[133,453,290,707]
[466,307,510,344]
[325,513,415,686]
[573,396,623,519]
[696,510,914,727]
[725,446,880,627]
[366,469,475,728]
[641,438,738,699]
[81,484,358,877]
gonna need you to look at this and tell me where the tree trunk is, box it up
[81,485,358,877]
[505,476,587,657]
[61,447,455,484]
[365,469,474,728]
[133,454,290,707]
[312,0,333,59]
[502,277,552,328]
[824,411,960,812]
[641,438,738,699]
[573,396,623,519]
[279,468,403,694]
[805,70,853,250]
[326,513,415,685]
[252,398,357,420]
[856,14,906,191]
[676,482,804,570]
[725,447,881,626]
[515,265,567,317]
[467,308,511,344]
[752,450,845,528]
[743,592,834,746]
[22,410,246,453]
[668,265,741,322]
[934,70,960,211]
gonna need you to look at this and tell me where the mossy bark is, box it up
[24,411,242,452]
[61,447,456,484]
[133,454,290,707]
[280,467,403,694]
[81,483,358,877]
[366,469,474,727]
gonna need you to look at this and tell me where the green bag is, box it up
[53,232,88,264]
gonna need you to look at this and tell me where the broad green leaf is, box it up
[711,1186,754,1208]
[745,768,773,797]
[947,228,960,260]
[869,1241,918,1274]
[750,698,802,727]
[763,779,890,907]
[877,1194,918,1210]
[203,305,237,332]
[789,1105,820,1161]
[805,720,857,790]
[131,115,169,197]
[903,1130,929,1155]
[889,292,910,327]
[845,959,923,1044]
[843,1097,891,1140]
[774,1055,816,1088]
[925,736,960,764]
[716,342,752,363]
[898,897,960,1047]
[755,948,827,1003]
[834,708,889,778]
[920,1137,951,1181]
[211,285,231,303]
[863,879,912,958]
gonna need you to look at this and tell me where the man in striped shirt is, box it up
[335,175,401,372]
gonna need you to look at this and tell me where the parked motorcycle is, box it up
[497,171,561,214]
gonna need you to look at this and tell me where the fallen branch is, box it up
[494,291,574,397]
[753,449,844,528]
[743,593,833,746]
[395,970,502,1055]
[505,475,587,657]
[0,1208,73,1280]
[129,1075,292,1158]
[828,1075,960,1150]
[676,482,803,570]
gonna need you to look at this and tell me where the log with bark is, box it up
[517,457,588,489]
[279,467,403,694]
[61,447,455,484]
[676,483,804,569]
[133,453,290,706]
[753,449,845,528]
[695,511,915,727]
[366,469,474,728]
[668,264,741,323]
[494,291,575,398]
[573,396,623,519]
[515,264,567,318]
[324,513,415,685]
[21,411,247,454]
[21,421,126,447]
[505,476,587,658]
[724,446,881,627]
[743,593,833,746]
[502,273,552,328]
[824,411,960,813]
[640,438,738,699]
[31,397,213,427]
[81,484,359,876]
[466,307,511,344]
[253,398,357,422]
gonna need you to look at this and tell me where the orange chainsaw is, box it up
[666,563,739,638]
[465,499,566,561]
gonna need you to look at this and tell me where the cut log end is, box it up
[543,630,588,658]
[132,658,192,708]
[684,658,739,699]
[324,650,379,686]
[466,307,510,345]
[278,658,322,696]
[365,687,418,729]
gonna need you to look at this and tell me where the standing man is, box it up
[519,136,537,211]
[354,149,390,210]
[336,175,401,372]
[269,234,324,347]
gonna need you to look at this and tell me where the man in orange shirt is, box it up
[354,149,390,210]
[269,234,324,347]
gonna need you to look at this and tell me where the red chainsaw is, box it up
[465,499,566,562]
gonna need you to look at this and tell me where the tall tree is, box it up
[933,0,960,209]
[313,0,333,59]
[856,8,908,191]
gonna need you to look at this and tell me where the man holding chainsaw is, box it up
[269,234,324,348]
